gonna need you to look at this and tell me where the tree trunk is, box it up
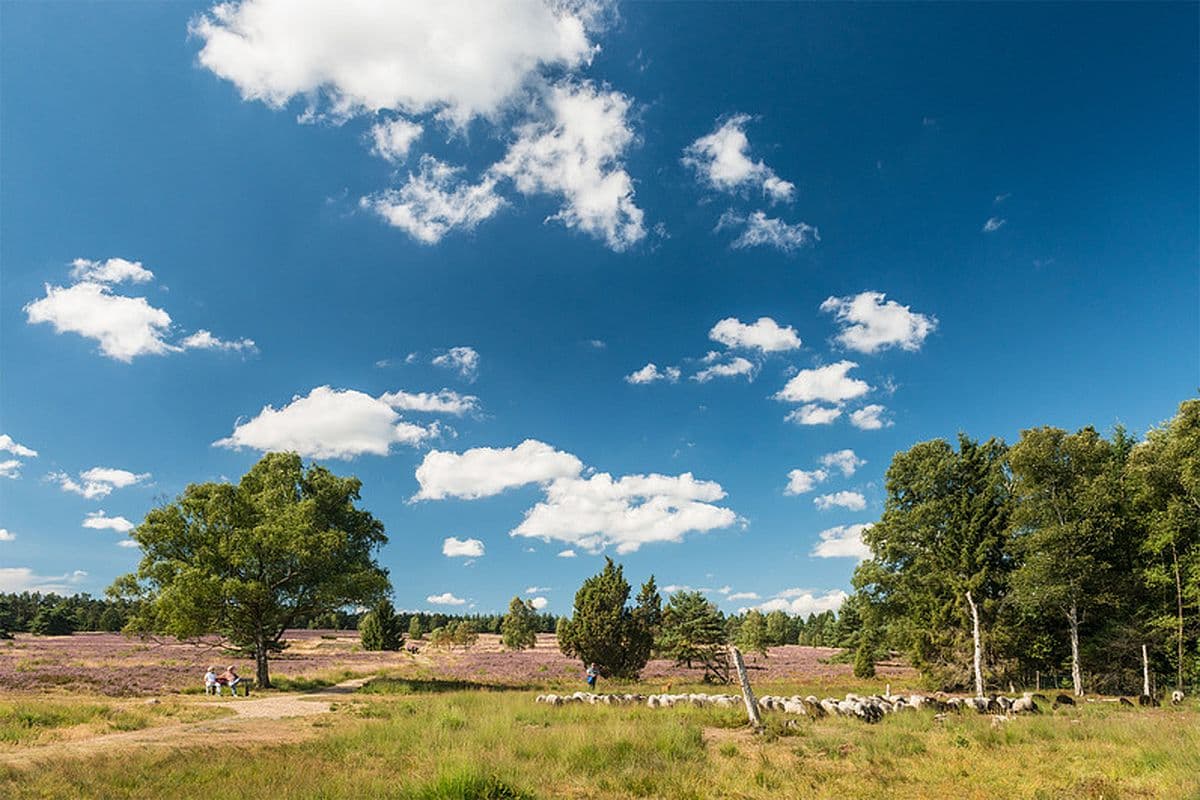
[1142,643,1151,697]
[966,590,984,698]
[1172,542,1185,691]
[255,638,271,688]
[1067,602,1083,697]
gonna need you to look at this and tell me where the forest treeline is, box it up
[846,398,1199,695]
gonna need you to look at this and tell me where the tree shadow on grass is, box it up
[357,677,536,695]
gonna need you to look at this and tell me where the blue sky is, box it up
[2,2,1196,616]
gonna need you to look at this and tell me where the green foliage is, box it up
[765,610,792,646]
[109,452,390,687]
[658,590,729,682]
[501,596,538,650]
[853,637,876,679]
[737,610,769,657]
[29,602,76,636]
[360,600,402,651]
[452,620,478,648]
[557,558,654,679]
[408,615,424,640]
[854,434,1012,689]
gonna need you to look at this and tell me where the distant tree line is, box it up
[849,398,1199,696]
[0,592,136,636]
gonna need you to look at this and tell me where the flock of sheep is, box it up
[534,688,1187,724]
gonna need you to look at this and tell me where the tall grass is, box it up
[2,689,1197,799]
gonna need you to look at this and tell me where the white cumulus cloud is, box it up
[775,361,870,404]
[626,363,680,384]
[413,440,583,501]
[426,592,467,606]
[691,356,754,383]
[379,389,479,416]
[369,117,423,162]
[718,211,818,251]
[442,536,485,558]
[432,346,480,380]
[493,82,645,251]
[751,589,848,617]
[530,596,549,610]
[820,449,865,477]
[727,591,760,602]
[785,468,828,495]
[708,317,801,353]
[0,435,38,458]
[214,386,441,459]
[69,257,154,284]
[361,156,505,244]
[0,529,14,542]
[83,511,135,533]
[191,0,598,126]
[52,467,150,500]
[557,549,577,558]
[784,404,843,426]
[813,491,867,512]
[682,114,794,202]
[812,523,872,559]
[820,291,936,354]
[850,404,892,430]
[982,216,1006,233]
[0,567,88,594]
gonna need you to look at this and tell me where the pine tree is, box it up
[557,558,651,679]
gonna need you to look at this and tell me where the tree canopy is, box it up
[110,452,391,687]
[557,558,657,679]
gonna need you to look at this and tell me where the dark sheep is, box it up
[1055,694,1075,706]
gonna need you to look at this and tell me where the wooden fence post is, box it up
[728,645,762,729]
[1142,644,1151,697]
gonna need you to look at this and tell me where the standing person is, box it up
[221,665,242,697]
[586,663,598,692]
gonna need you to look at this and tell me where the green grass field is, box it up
[2,675,1197,799]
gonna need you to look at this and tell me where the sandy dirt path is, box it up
[0,677,371,768]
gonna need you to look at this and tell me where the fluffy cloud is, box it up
[379,389,479,416]
[83,511,135,533]
[785,468,828,495]
[426,592,467,606]
[726,591,760,602]
[117,539,140,548]
[52,467,150,500]
[682,115,794,202]
[0,567,88,594]
[24,258,252,362]
[0,435,38,458]
[813,491,867,511]
[432,346,480,380]
[691,356,754,383]
[419,442,738,554]
[442,536,485,558]
[369,118,423,162]
[179,330,257,353]
[812,524,872,559]
[525,586,551,594]
[775,361,870,404]
[820,449,865,477]
[820,291,936,354]
[530,596,549,610]
[361,156,505,244]
[718,211,819,251]
[850,404,892,430]
[70,257,154,284]
[512,471,737,554]
[784,405,842,426]
[493,82,645,251]
[982,216,1006,233]
[215,386,442,459]
[751,589,848,617]
[708,317,801,353]
[191,0,598,126]
[0,461,22,479]
[0,529,14,542]
[413,440,583,501]
[626,363,680,384]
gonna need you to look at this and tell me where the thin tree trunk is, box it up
[1067,602,1083,697]
[255,635,271,688]
[1142,643,1151,697]
[966,590,983,698]
[728,646,762,729]
[1172,542,1184,691]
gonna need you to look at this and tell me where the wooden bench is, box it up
[207,678,254,697]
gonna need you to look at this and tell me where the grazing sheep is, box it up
[1171,690,1185,705]
[1010,694,1039,715]
[781,699,807,715]
[1118,697,1135,707]
[1137,694,1159,707]
[1055,694,1075,706]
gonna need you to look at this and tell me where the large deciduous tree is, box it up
[1008,426,1134,696]
[1128,399,1200,690]
[110,452,390,687]
[501,596,539,651]
[854,435,1012,693]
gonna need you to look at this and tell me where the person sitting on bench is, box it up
[204,666,220,695]
[219,665,242,697]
